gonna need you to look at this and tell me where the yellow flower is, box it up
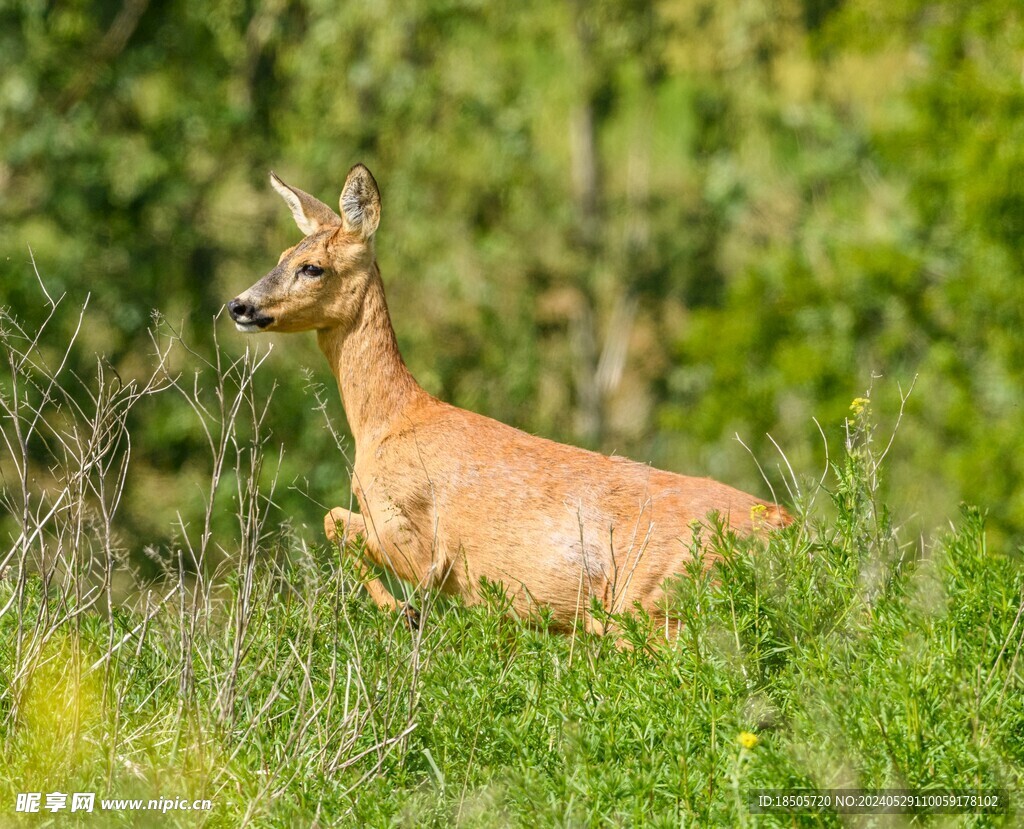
[738,731,759,749]
[750,504,768,521]
[850,397,870,415]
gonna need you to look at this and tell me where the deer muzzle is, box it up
[227,297,274,333]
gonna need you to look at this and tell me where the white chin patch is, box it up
[234,322,262,333]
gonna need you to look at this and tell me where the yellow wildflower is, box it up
[850,397,870,415]
[738,731,759,749]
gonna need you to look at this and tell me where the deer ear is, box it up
[339,164,381,239]
[270,172,341,235]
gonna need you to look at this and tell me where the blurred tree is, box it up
[2,0,1023,557]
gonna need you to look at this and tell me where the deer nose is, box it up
[227,298,252,321]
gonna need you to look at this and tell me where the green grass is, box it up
[1,483,1021,826]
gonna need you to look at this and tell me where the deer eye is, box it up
[300,264,324,277]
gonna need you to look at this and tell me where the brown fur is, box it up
[228,164,790,634]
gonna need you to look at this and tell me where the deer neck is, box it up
[317,265,422,450]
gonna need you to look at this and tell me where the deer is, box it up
[227,164,790,636]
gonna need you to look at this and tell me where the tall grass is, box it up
[0,293,1021,827]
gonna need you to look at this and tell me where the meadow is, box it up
[1,299,1021,827]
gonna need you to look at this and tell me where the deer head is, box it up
[228,164,381,334]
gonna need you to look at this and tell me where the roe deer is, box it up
[228,164,789,635]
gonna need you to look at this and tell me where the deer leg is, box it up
[324,507,403,613]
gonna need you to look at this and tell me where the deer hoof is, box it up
[401,603,420,631]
